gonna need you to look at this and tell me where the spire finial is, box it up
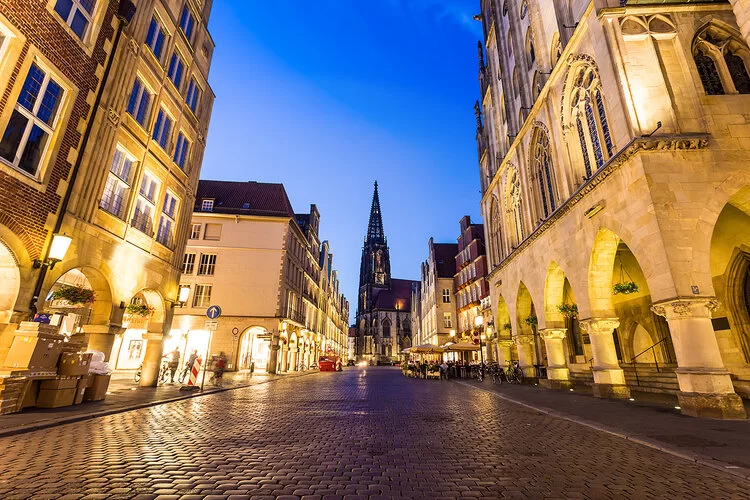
[477,40,485,70]
[366,181,385,244]
[474,100,483,129]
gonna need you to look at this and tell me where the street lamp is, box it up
[33,233,72,269]
[177,285,190,307]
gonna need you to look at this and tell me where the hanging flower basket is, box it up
[557,303,578,318]
[612,281,639,295]
[524,315,538,327]
[125,303,155,317]
[51,285,96,305]
[503,323,512,331]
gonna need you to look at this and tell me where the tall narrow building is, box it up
[355,182,416,364]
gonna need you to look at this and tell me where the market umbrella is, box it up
[442,341,480,352]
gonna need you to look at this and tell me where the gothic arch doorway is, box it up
[239,326,271,372]
[0,240,20,324]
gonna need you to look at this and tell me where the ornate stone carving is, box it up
[127,38,139,55]
[487,134,710,276]
[651,297,720,320]
[107,107,120,126]
[579,318,620,335]
[513,334,535,346]
[539,328,566,341]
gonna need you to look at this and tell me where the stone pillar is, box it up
[513,334,537,380]
[730,0,750,49]
[82,324,125,361]
[539,328,572,390]
[290,347,298,372]
[579,318,630,399]
[139,331,164,387]
[652,298,746,419]
[280,346,289,372]
[268,335,280,374]
[485,339,495,363]
[496,339,514,368]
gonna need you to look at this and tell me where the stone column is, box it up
[579,318,630,399]
[280,346,289,372]
[730,0,750,49]
[139,331,164,387]
[290,346,298,372]
[496,339,514,368]
[652,298,746,419]
[513,334,537,380]
[268,335,280,374]
[539,328,572,390]
[485,339,495,363]
[82,324,124,361]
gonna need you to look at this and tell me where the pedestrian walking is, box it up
[164,348,181,383]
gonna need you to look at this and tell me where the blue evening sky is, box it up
[202,0,483,322]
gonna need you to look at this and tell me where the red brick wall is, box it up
[0,0,116,259]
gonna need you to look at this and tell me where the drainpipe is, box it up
[29,0,137,318]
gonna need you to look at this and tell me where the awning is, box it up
[410,344,445,353]
[441,341,480,352]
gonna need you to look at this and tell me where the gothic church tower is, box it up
[358,181,391,314]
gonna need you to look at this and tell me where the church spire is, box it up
[366,181,385,244]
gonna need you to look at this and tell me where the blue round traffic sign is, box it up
[206,305,222,319]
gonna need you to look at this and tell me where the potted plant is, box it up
[524,315,538,327]
[557,303,578,318]
[51,284,96,305]
[125,303,154,317]
[503,322,512,332]
[612,281,639,295]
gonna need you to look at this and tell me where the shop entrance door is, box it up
[239,327,271,372]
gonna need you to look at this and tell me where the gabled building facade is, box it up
[476,0,750,418]
[416,239,458,347]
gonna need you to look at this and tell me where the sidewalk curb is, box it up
[0,371,319,438]
[456,380,750,482]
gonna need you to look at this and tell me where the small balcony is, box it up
[283,305,306,326]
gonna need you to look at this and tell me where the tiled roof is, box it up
[195,180,295,218]
[433,243,458,278]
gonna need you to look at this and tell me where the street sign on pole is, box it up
[206,305,222,319]
[204,320,219,331]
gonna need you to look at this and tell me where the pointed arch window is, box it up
[505,167,524,247]
[693,24,750,95]
[533,127,556,219]
[569,66,614,177]
[490,198,503,264]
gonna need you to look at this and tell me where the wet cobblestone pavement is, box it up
[1,367,748,499]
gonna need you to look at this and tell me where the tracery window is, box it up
[569,65,614,177]
[532,127,556,219]
[693,24,750,95]
[490,198,503,265]
[504,167,524,248]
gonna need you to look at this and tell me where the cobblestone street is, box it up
[1,367,748,499]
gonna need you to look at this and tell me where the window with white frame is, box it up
[173,132,190,169]
[200,199,213,211]
[189,223,201,239]
[0,63,65,177]
[100,145,136,219]
[197,253,216,276]
[126,77,152,127]
[192,284,212,307]
[181,252,195,274]
[152,108,172,150]
[179,5,196,44]
[132,171,158,235]
[145,15,167,61]
[185,77,201,113]
[156,190,178,247]
[54,0,95,40]
[443,312,452,329]
[167,51,185,90]
[442,288,451,303]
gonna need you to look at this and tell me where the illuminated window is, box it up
[693,26,750,95]
[193,284,212,307]
[157,191,178,248]
[533,127,556,219]
[443,312,452,329]
[182,252,195,274]
[100,145,135,219]
[0,63,64,177]
[132,171,159,236]
[200,199,213,211]
[442,289,451,303]
[190,223,201,239]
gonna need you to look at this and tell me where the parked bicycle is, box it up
[178,362,193,384]
[505,361,524,384]
[133,361,170,384]
[488,362,504,384]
